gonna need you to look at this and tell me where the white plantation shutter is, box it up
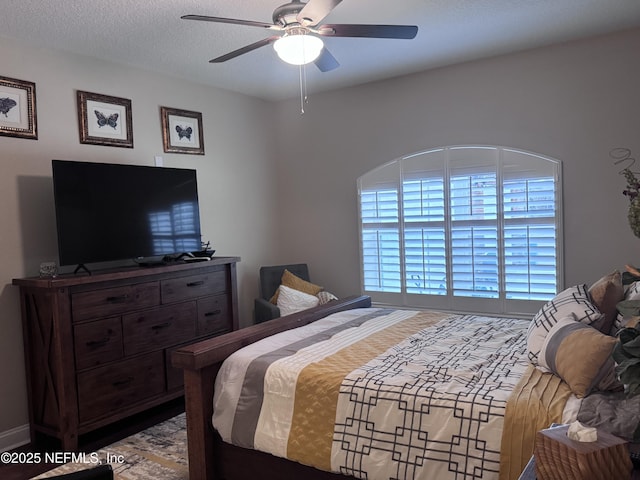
[451,225,499,298]
[448,148,499,303]
[359,163,402,293]
[402,151,447,297]
[357,146,562,315]
[404,178,447,295]
[502,148,558,302]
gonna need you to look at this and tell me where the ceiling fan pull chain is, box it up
[299,63,307,114]
[299,64,304,114]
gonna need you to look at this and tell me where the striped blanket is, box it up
[213,308,531,480]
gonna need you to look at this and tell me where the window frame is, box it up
[357,145,564,316]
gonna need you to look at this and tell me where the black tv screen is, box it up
[52,160,202,267]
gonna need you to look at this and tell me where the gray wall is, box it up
[272,28,640,299]
[0,36,280,447]
[1,27,640,449]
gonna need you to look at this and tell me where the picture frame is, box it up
[0,75,37,140]
[160,106,204,155]
[77,90,133,148]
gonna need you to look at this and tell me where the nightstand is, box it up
[534,424,633,479]
[520,445,640,479]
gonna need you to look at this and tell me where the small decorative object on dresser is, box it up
[38,261,58,278]
[13,257,239,450]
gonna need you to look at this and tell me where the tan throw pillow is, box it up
[269,269,324,304]
[588,270,624,334]
[538,314,619,398]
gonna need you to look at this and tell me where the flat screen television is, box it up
[52,160,202,269]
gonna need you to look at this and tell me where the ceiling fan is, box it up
[182,0,418,72]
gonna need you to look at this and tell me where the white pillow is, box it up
[276,284,320,316]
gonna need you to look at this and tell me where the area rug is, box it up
[33,414,188,479]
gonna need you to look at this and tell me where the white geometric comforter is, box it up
[212,307,530,480]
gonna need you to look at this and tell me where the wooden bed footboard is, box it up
[172,295,372,480]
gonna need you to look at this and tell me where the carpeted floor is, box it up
[33,414,188,479]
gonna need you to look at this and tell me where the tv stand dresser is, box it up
[13,257,239,450]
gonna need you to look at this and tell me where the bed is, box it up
[172,274,627,480]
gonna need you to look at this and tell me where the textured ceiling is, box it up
[2,0,640,100]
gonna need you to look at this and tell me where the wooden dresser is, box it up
[13,257,239,450]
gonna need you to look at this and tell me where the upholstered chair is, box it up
[254,263,310,323]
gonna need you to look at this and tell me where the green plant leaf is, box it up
[621,334,640,356]
[622,271,640,285]
[626,381,640,396]
[617,361,640,384]
[611,325,640,395]
[613,342,634,363]
[619,327,640,345]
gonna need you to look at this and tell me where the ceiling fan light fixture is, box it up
[273,33,324,65]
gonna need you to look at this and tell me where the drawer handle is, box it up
[186,280,205,287]
[86,338,109,348]
[112,376,134,388]
[151,321,172,331]
[106,294,128,303]
[205,310,222,317]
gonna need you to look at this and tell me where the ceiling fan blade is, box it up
[318,24,418,39]
[314,47,340,72]
[182,14,280,31]
[296,0,343,27]
[209,36,281,63]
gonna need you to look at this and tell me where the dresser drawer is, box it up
[72,282,160,322]
[161,270,227,304]
[77,351,164,423]
[74,317,123,370]
[122,302,197,356]
[197,294,232,336]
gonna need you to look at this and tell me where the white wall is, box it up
[272,28,640,298]
[0,36,279,444]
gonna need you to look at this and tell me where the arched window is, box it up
[357,146,563,315]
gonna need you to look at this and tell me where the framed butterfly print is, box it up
[160,106,204,155]
[0,75,37,140]
[77,90,133,148]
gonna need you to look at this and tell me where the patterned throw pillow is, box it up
[538,314,618,398]
[526,284,603,365]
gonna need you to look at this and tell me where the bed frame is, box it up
[172,295,372,480]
